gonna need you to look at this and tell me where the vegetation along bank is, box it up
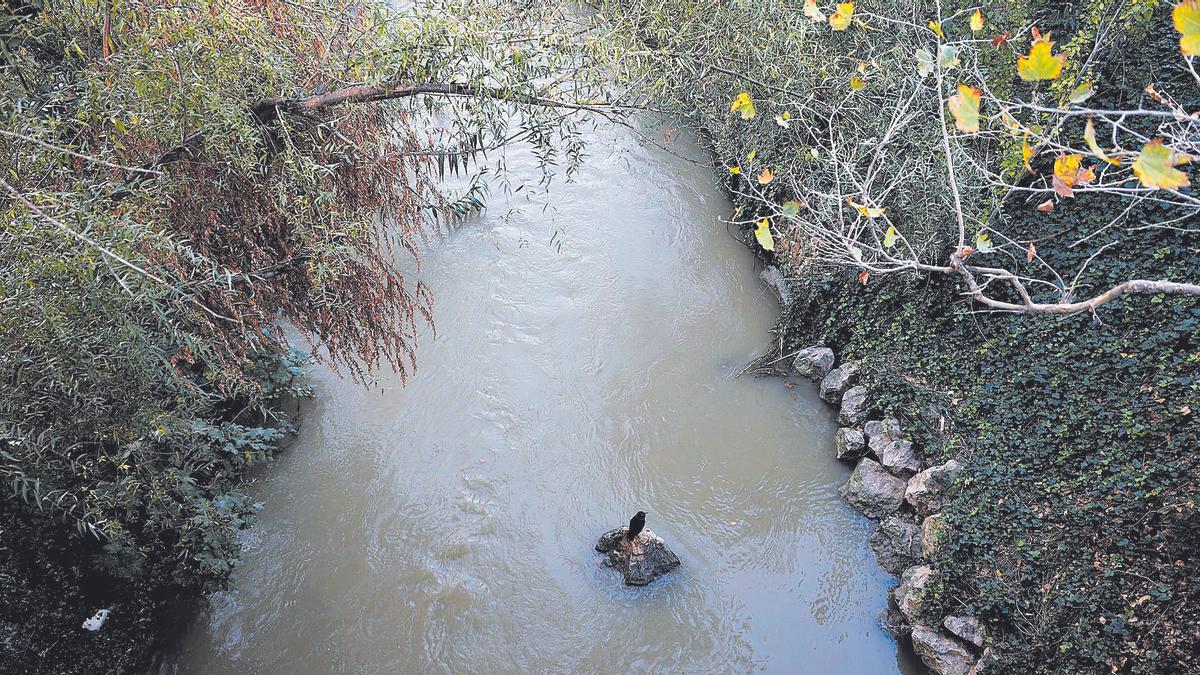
[0,0,622,670]
[598,0,1200,672]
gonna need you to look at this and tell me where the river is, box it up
[165,121,920,673]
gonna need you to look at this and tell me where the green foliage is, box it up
[1,0,610,670]
[603,0,1200,671]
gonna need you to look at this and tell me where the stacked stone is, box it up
[791,346,990,675]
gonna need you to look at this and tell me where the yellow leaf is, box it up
[730,92,756,119]
[1000,111,1023,136]
[850,75,866,90]
[846,198,886,218]
[975,232,994,253]
[774,112,792,128]
[970,10,985,32]
[1052,153,1095,197]
[1131,139,1192,189]
[947,84,981,134]
[1068,81,1094,104]
[1083,118,1119,165]
[729,166,741,175]
[754,218,775,251]
[883,225,899,248]
[1174,0,1200,57]
[758,168,775,184]
[829,2,854,30]
[1017,30,1066,81]
[747,149,757,161]
[1022,138,1035,172]
[804,0,826,23]
[929,20,944,38]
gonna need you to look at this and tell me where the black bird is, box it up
[625,511,646,540]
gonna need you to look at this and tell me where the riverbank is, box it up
[595,1,1200,672]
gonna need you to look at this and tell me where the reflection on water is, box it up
[166,122,920,674]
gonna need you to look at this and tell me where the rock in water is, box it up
[834,427,866,462]
[839,458,906,519]
[793,346,835,381]
[838,385,871,426]
[869,516,922,575]
[911,624,977,675]
[820,361,858,403]
[595,526,680,586]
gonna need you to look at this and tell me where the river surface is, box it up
[167,122,919,673]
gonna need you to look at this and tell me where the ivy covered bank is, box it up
[598,0,1200,673]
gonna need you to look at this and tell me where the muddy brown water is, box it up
[165,123,922,674]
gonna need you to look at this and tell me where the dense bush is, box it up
[1,0,614,670]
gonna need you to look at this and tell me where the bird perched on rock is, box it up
[625,511,646,540]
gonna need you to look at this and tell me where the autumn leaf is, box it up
[730,92,756,119]
[883,225,899,248]
[1052,153,1095,197]
[1036,199,1054,212]
[916,48,934,77]
[975,232,994,253]
[1026,242,1036,262]
[804,0,826,23]
[1017,29,1066,81]
[729,166,741,175]
[1174,0,1200,57]
[754,218,775,251]
[775,111,793,128]
[992,32,1011,47]
[846,198,886,217]
[1022,138,1035,173]
[1083,118,1119,165]
[938,44,960,69]
[1131,139,1192,189]
[929,20,944,38]
[1000,111,1023,135]
[758,167,775,184]
[829,3,854,30]
[850,75,866,90]
[948,84,981,134]
[970,9,985,32]
[781,201,802,217]
[747,149,757,161]
[1068,81,1094,104]
[858,269,870,284]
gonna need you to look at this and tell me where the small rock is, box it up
[911,624,976,675]
[906,459,964,515]
[595,527,680,586]
[880,602,911,638]
[793,346,835,381]
[865,418,920,475]
[893,564,937,623]
[881,439,921,476]
[760,266,792,307]
[838,385,870,426]
[869,516,922,575]
[82,609,110,632]
[819,362,859,403]
[970,647,999,675]
[944,615,987,648]
[921,513,948,558]
[840,458,906,519]
[864,418,901,456]
[834,427,866,462]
